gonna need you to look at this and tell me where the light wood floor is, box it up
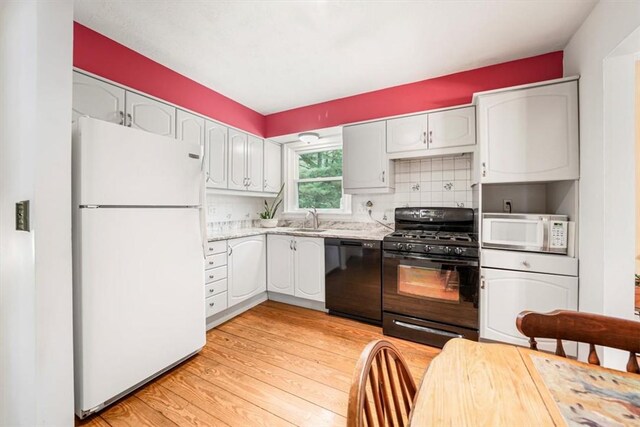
[77,300,440,427]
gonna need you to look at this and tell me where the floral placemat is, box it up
[531,355,640,426]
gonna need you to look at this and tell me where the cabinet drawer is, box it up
[205,253,227,270]
[205,292,228,317]
[205,266,227,283]
[205,278,228,297]
[481,249,577,276]
[206,240,227,256]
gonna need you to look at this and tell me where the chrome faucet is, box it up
[306,207,319,230]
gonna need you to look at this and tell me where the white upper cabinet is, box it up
[228,130,248,190]
[480,267,578,356]
[294,237,325,302]
[246,135,264,192]
[125,92,176,138]
[343,120,394,193]
[478,81,579,183]
[263,140,282,193]
[428,106,476,150]
[227,235,266,308]
[266,235,295,296]
[73,72,125,125]
[176,109,205,147]
[205,121,228,189]
[386,114,428,153]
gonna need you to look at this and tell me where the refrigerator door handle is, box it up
[198,171,207,260]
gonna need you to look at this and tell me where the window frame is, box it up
[284,137,351,215]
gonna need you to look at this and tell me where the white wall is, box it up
[0,1,74,425]
[564,0,640,367]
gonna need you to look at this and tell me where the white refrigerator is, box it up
[73,117,206,417]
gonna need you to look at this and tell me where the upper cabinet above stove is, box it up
[476,80,579,184]
[386,106,476,157]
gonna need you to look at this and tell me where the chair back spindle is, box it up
[347,340,417,427]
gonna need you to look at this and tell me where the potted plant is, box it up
[258,184,284,228]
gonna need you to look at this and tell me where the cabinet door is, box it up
[205,121,228,189]
[343,121,389,190]
[246,135,264,192]
[478,81,579,183]
[176,109,205,147]
[72,72,125,125]
[480,268,578,355]
[125,91,176,138]
[428,106,476,150]
[264,140,282,193]
[294,237,325,302]
[227,235,266,307]
[266,235,294,296]
[228,129,248,190]
[386,114,428,153]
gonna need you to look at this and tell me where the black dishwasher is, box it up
[325,238,382,324]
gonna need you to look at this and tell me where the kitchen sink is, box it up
[291,228,326,233]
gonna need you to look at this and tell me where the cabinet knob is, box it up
[209,274,214,279]
[209,302,215,307]
[209,288,215,293]
[521,260,531,268]
[428,130,433,144]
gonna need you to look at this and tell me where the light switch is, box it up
[16,200,30,232]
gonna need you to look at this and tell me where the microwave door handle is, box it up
[541,218,549,249]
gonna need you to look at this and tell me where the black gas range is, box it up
[382,207,480,348]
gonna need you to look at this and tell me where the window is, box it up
[285,139,350,214]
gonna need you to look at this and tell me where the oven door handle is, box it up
[393,320,464,339]
[383,252,478,267]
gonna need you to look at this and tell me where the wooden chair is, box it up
[516,309,640,373]
[347,339,417,427]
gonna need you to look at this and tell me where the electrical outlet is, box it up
[503,199,512,213]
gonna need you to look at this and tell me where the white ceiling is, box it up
[74,0,596,115]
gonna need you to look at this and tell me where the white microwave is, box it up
[482,213,571,255]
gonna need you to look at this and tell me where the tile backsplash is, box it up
[352,154,473,221]
[207,153,474,230]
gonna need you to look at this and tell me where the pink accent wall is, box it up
[264,51,563,137]
[73,22,563,139]
[73,22,266,136]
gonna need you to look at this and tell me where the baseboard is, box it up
[267,292,326,312]
[206,292,268,330]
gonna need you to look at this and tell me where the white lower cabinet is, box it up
[227,235,267,307]
[267,235,325,302]
[266,235,295,295]
[480,267,578,355]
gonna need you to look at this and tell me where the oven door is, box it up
[383,252,479,330]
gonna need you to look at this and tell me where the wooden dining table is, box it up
[410,338,640,426]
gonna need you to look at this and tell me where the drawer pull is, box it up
[521,260,531,268]
[208,274,214,279]
[209,302,215,307]
[208,247,213,251]
[209,289,215,293]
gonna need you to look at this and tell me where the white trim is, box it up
[284,140,352,214]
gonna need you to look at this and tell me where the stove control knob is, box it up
[406,244,413,250]
[424,245,432,253]
[454,247,465,255]
[397,243,405,250]
[443,247,452,255]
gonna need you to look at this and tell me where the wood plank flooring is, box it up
[77,300,440,427]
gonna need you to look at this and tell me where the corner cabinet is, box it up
[480,268,578,356]
[227,235,266,308]
[477,80,579,183]
[343,121,394,194]
[263,140,282,193]
[267,235,325,302]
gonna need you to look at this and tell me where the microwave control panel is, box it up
[550,222,568,248]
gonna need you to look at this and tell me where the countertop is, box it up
[207,226,391,242]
